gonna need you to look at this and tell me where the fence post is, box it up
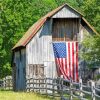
[45,78,47,94]
[33,77,34,92]
[39,78,40,93]
[79,78,83,98]
[70,78,73,100]
[91,81,95,100]
[52,78,55,99]
[5,77,6,90]
[29,79,31,92]
[59,76,63,99]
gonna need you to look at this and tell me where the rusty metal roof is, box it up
[12,3,98,50]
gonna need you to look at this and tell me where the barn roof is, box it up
[12,3,98,50]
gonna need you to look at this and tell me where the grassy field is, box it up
[0,91,92,100]
[0,91,53,100]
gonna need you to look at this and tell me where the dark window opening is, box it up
[52,18,79,41]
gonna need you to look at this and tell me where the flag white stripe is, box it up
[70,42,73,78]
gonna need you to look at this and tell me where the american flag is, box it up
[53,42,79,82]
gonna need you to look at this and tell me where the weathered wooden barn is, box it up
[12,4,98,91]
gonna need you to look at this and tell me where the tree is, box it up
[0,0,57,78]
[0,0,99,78]
[80,35,100,68]
[81,0,100,33]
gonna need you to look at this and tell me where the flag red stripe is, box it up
[68,42,71,79]
[66,43,69,79]
[57,58,66,79]
[74,42,76,82]
[72,42,74,80]
[61,58,68,78]
[65,57,68,79]
[76,42,78,81]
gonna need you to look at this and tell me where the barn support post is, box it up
[91,81,95,100]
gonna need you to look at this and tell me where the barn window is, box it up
[29,64,44,77]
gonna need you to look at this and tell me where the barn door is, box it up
[15,51,26,91]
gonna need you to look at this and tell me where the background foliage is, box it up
[80,36,100,68]
[0,0,100,78]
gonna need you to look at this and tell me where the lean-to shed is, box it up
[12,3,98,91]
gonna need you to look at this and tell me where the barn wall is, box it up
[26,20,57,78]
[52,6,81,18]
[13,49,26,91]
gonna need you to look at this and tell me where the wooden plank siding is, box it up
[52,6,81,18]
[26,19,57,79]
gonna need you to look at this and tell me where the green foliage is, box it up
[81,0,100,33]
[0,0,99,78]
[80,36,100,68]
[0,0,57,78]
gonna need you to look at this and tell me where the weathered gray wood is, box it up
[52,79,55,99]
[26,20,57,79]
[70,78,73,100]
[91,81,95,100]
[52,6,81,18]
[33,78,34,92]
[79,78,83,98]
[45,78,47,94]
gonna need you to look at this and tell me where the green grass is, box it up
[0,91,94,100]
[0,91,53,100]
